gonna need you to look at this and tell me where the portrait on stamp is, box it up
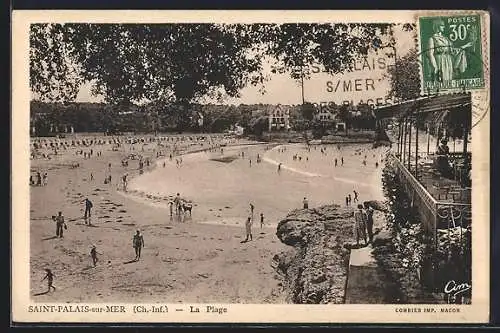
[419,14,484,92]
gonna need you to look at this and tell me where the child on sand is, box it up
[243,217,253,242]
[174,193,181,215]
[90,245,101,267]
[41,269,56,292]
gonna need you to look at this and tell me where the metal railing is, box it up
[390,154,472,293]
[390,154,472,242]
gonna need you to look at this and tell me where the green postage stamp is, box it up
[418,14,485,92]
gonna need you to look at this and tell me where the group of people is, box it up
[30,171,48,186]
[345,190,359,207]
[242,203,265,243]
[353,202,375,247]
[41,229,145,293]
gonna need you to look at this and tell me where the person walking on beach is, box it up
[364,202,375,244]
[345,196,349,207]
[353,190,359,203]
[174,193,181,215]
[341,157,344,166]
[90,172,94,181]
[303,197,309,209]
[243,217,253,242]
[84,198,93,220]
[41,269,56,292]
[335,158,338,167]
[348,194,352,206]
[43,172,48,186]
[90,245,101,267]
[36,171,42,186]
[54,211,66,238]
[260,213,265,228]
[353,204,368,247]
[277,163,282,173]
[122,173,128,192]
[133,230,145,261]
[169,201,173,217]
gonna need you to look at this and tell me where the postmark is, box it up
[417,14,485,93]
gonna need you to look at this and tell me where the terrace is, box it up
[375,93,472,241]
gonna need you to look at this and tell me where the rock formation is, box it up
[273,205,355,304]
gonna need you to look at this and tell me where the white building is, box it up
[268,104,291,131]
[315,110,336,123]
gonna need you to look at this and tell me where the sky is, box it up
[74,26,415,106]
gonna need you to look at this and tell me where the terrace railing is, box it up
[390,154,472,293]
[390,154,472,244]
[391,155,438,238]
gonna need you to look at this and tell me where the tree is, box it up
[248,115,269,137]
[300,102,317,121]
[338,104,351,136]
[386,48,421,102]
[30,23,393,105]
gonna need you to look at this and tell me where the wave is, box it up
[262,152,376,188]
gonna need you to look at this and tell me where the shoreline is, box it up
[30,137,288,303]
[125,141,387,228]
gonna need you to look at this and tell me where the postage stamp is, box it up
[418,13,486,93]
[11,10,490,325]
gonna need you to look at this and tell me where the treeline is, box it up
[30,101,302,136]
[30,100,377,137]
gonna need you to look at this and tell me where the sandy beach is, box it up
[29,135,386,303]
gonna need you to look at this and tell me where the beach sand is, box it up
[29,137,386,303]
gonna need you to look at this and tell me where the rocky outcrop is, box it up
[273,205,354,304]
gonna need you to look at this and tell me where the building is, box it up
[313,106,346,131]
[314,110,335,123]
[268,104,291,131]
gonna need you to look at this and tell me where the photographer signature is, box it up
[444,280,471,297]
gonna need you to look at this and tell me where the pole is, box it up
[397,120,401,156]
[436,124,441,150]
[300,65,305,105]
[408,119,412,171]
[400,119,405,159]
[426,124,430,155]
[402,119,407,165]
[415,118,419,178]
[463,123,469,158]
